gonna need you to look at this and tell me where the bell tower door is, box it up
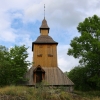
[33,66,45,84]
[36,71,42,83]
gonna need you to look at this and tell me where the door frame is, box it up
[33,65,45,83]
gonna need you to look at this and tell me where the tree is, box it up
[0,45,30,86]
[67,66,91,91]
[0,45,9,67]
[0,45,10,85]
[67,15,100,90]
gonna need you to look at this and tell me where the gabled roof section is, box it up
[33,65,45,72]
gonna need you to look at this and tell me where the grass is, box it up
[0,86,100,100]
[74,91,100,100]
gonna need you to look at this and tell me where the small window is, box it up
[47,45,53,57]
[37,45,43,57]
[37,54,42,57]
[48,54,53,57]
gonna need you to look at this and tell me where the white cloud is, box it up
[27,47,33,64]
[57,45,79,72]
[0,0,100,72]
[0,31,17,42]
[0,12,17,42]
[22,0,100,30]
[24,2,44,23]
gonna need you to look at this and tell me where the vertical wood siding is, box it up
[33,44,58,67]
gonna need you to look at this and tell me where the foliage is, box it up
[67,66,91,91]
[0,45,9,67]
[0,45,30,86]
[67,15,100,91]
[74,90,100,98]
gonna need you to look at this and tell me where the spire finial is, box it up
[44,4,45,19]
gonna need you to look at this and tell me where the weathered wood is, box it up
[41,30,48,35]
[26,67,74,86]
[26,18,74,88]
[33,44,58,67]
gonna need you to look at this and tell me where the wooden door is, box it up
[36,71,42,83]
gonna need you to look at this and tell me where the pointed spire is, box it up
[39,4,50,33]
[40,19,49,28]
[44,4,45,19]
[40,4,49,28]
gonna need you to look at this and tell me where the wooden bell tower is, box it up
[26,5,74,88]
[32,18,58,68]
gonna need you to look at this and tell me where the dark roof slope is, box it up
[33,35,58,44]
[40,18,49,29]
[32,35,58,51]
[26,67,74,86]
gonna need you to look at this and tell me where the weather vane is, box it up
[44,4,45,19]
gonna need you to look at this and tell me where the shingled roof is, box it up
[32,35,58,51]
[26,67,74,86]
[40,18,50,33]
[33,35,58,44]
[40,18,49,29]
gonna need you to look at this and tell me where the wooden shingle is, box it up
[26,67,74,86]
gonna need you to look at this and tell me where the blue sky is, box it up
[0,0,100,72]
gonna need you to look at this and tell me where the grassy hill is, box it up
[0,86,100,100]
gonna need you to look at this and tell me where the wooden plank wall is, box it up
[41,30,48,35]
[33,44,58,68]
